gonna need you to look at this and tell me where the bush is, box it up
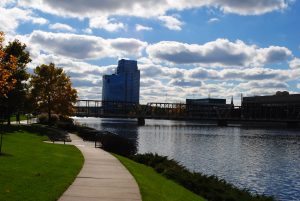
[37,113,59,125]
[57,116,76,131]
[100,133,136,156]
[72,125,136,156]
[59,116,74,124]
[131,153,275,201]
[37,113,48,124]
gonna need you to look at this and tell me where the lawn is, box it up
[0,127,84,201]
[9,114,28,122]
[114,154,206,201]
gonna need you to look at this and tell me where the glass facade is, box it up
[102,59,140,103]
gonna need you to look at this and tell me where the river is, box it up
[73,117,300,201]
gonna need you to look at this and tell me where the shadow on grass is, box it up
[0,152,13,157]
[0,124,70,142]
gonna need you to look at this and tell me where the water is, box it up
[74,117,300,201]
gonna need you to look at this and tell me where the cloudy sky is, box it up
[1,0,300,104]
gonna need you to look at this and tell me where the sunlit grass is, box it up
[114,154,206,201]
[0,128,83,201]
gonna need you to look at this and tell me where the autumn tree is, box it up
[30,63,77,123]
[0,32,17,154]
[0,32,17,98]
[0,37,31,124]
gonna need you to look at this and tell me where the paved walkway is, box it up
[58,134,142,201]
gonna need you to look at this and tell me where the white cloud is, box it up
[289,58,300,69]
[158,15,183,31]
[49,23,76,32]
[89,16,125,32]
[169,79,202,87]
[208,18,220,23]
[19,0,290,18]
[82,28,93,34]
[30,17,48,25]
[21,52,116,99]
[237,80,289,96]
[0,6,48,33]
[135,24,153,31]
[21,30,147,60]
[108,38,147,57]
[238,80,288,89]
[0,0,16,7]
[146,39,292,67]
[217,0,289,15]
[297,83,300,89]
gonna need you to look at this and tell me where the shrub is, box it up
[100,133,136,156]
[37,113,48,124]
[57,116,76,131]
[72,125,136,156]
[37,113,59,125]
[59,115,74,124]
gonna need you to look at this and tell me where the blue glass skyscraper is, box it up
[102,59,140,103]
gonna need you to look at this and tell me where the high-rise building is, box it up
[102,59,140,103]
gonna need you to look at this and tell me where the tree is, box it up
[30,63,77,123]
[0,32,18,154]
[0,32,17,98]
[0,38,31,124]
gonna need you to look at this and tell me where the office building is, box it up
[186,98,231,118]
[102,59,140,103]
[242,92,300,119]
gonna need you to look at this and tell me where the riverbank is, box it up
[0,125,83,201]
[73,117,300,201]
[70,123,275,201]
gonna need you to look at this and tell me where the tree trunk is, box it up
[48,107,51,125]
[7,115,10,125]
[0,132,3,154]
[48,96,51,125]
[16,113,20,124]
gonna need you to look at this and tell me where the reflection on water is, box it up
[74,117,300,201]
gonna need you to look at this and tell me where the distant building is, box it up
[102,59,140,103]
[242,92,300,119]
[186,98,232,118]
[186,98,226,105]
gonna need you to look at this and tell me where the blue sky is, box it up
[1,0,300,104]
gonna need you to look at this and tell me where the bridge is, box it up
[75,100,300,126]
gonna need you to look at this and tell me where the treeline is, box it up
[0,31,77,124]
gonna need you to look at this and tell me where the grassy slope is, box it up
[114,154,206,201]
[0,129,84,201]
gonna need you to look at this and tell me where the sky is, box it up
[1,0,300,105]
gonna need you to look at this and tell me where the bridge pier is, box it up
[217,119,228,127]
[137,118,145,126]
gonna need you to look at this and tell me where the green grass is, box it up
[10,114,28,122]
[0,128,84,201]
[114,154,206,201]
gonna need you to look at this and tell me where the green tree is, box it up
[0,38,31,124]
[30,63,77,123]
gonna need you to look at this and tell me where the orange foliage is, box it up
[0,32,17,97]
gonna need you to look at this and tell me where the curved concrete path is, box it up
[59,134,142,201]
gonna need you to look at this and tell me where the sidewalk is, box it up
[59,134,142,201]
